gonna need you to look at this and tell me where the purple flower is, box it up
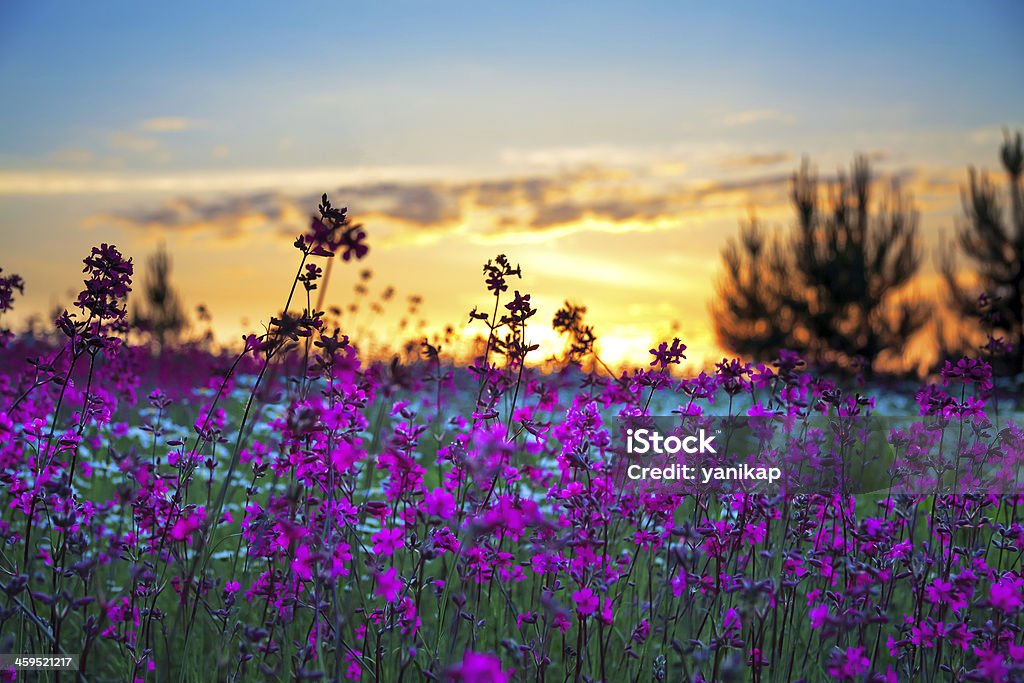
[292,544,315,581]
[809,604,829,629]
[374,567,402,602]
[572,587,599,616]
[423,488,456,518]
[303,197,370,261]
[826,646,871,680]
[170,508,204,543]
[990,575,1023,613]
[372,527,404,557]
[649,338,687,368]
[447,652,509,683]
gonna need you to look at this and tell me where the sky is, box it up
[1,1,1022,368]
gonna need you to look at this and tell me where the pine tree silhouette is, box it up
[713,155,926,371]
[133,243,186,350]
[711,219,798,360]
[940,130,1024,377]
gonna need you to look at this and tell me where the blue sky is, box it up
[1,1,1022,366]
[3,1,1020,168]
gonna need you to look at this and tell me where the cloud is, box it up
[472,177,559,208]
[85,192,308,241]
[52,148,95,165]
[499,144,671,169]
[109,131,162,153]
[0,165,459,196]
[102,117,202,161]
[25,155,953,248]
[530,201,585,228]
[719,109,794,128]
[717,152,792,169]
[518,172,796,231]
[139,117,202,133]
[344,182,466,226]
[902,165,964,212]
[967,126,1008,146]
[84,180,469,243]
[83,166,803,246]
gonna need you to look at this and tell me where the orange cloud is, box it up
[79,162,950,250]
[717,152,793,169]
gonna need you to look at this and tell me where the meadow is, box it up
[0,195,1022,682]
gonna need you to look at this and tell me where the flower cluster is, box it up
[1,198,1022,683]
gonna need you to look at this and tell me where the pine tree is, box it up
[133,243,186,350]
[713,155,926,371]
[940,131,1024,376]
[711,219,799,361]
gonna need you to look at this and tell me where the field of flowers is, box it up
[1,197,1022,682]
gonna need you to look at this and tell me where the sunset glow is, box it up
[1,2,1021,367]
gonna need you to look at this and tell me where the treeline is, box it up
[713,131,1023,378]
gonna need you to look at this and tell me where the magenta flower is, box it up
[925,578,967,611]
[515,612,536,629]
[5,198,1024,683]
[448,651,508,683]
[974,646,1008,680]
[292,544,315,581]
[809,604,829,629]
[170,508,204,543]
[423,488,456,518]
[722,608,741,635]
[572,587,599,616]
[948,623,974,650]
[671,569,688,596]
[597,598,614,626]
[746,402,775,417]
[303,208,369,262]
[371,526,404,556]
[374,567,402,602]
[741,521,767,545]
[990,575,1023,612]
[329,543,353,578]
[826,646,871,680]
